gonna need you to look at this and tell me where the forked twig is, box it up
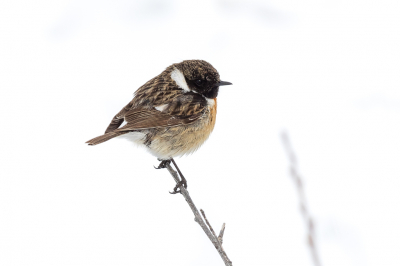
[200,209,231,263]
[218,223,226,245]
[281,131,322,266]
[165,162,232,266]
[200,209,218,239]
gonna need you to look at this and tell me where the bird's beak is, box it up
[216,81,232,86]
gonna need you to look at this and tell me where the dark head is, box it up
[173,60,232,99]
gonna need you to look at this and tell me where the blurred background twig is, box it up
[281,131,322,266]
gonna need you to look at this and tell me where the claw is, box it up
[154,158,188,195]
[169,181,184,194]
[155,159,170,169]
[169,179,187,194]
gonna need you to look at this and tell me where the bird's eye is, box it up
[194,79,204,86]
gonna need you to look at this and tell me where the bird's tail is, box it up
[86,131,127,146]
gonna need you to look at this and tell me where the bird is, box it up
[86,60,232,193]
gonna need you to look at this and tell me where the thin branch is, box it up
[165,162,232,266]
[200,209,218,239]
[200,210,231,263]
[281,131,322,266]
[218,223,226,245]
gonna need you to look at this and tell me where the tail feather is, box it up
[86,131,127,146]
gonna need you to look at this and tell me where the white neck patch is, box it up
[170,68,190,92]
[206,97,215,107]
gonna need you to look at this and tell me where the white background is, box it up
[1,0,400,265]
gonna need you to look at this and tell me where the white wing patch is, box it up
[155,104,168,112]
[171,68,190,92]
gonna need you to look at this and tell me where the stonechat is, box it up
[86,60,232,193]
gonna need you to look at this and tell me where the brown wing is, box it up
[116,92,207,132]
[104,71,182,133]
[104,101,134,133]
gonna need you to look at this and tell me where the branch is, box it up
[218,223,226,245]
[281,131,322,266]
[165,162,232,266]
[200,210,230,263]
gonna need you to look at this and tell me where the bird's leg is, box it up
[154,159,171,169]
[169,158,187,194]
[154,158,187,194]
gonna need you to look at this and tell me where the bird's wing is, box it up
[104,101,134,133]
[104,75,182,133]
[116,92,207,131]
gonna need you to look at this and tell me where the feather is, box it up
[86,131,127,146]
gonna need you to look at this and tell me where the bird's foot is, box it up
[154,158,188,195]
[154,159,171,169]
[169,178,187,194]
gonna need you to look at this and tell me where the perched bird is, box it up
[86,60,232,193]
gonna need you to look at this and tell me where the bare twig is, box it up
[200,210,231,263]
[218,223,226,245]
[200,209,218,239]
[281,131,322,266]
[165,162,232,266]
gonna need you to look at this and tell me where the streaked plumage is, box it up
[86,60,230,160]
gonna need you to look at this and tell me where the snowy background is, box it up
[1,0,400,265]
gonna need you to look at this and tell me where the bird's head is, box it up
[173,60,232,99]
